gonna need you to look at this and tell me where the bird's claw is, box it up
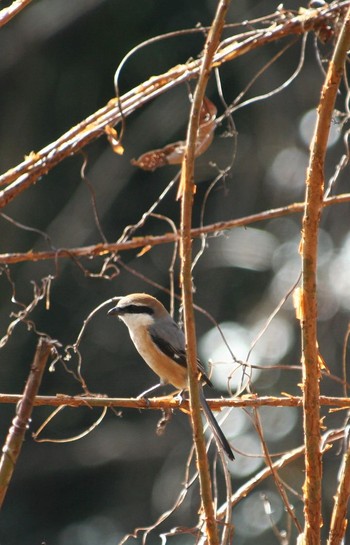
[136,393,151,407]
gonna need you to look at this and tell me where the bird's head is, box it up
[108,293,168,328]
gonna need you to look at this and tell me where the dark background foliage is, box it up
[0,1,349,544]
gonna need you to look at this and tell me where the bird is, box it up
[108,293,234,460]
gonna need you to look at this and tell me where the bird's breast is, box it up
[128,326,187,390]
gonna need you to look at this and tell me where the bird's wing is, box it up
[149,328,187,368]
[149,317,212,386]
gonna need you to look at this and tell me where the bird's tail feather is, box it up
[199,388,234,460]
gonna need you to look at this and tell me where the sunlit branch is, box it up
[300,6,350,544]
[0,393,349,409]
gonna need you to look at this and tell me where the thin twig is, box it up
[252,407,303,533]
[217,445,305,517]
[0,338,52,508]
[217,427,347,520]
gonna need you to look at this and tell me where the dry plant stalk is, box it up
[0,393,349,409]
[0,338,51,508]
[300,6,350,545]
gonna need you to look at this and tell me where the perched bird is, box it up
[108,293,234,460]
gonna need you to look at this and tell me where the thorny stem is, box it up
[300,6,350,545]
[0,338,51,508]
[180,1,231,544]
[0,393,350,409]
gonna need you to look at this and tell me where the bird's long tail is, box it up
[199,388,234,460]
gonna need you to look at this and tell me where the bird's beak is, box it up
[108,306,121,316]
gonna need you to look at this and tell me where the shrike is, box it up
[108,293,234,460]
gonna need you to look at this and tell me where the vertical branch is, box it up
[179,1,231,544]
[0,337,51,508]
[300,8,350,545]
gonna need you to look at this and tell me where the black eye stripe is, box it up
[119,304,154,315]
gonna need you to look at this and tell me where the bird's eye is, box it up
[122,304,154,315]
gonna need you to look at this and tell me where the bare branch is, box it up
[0,393,348,409]
[0,338,52,508]
[300,6,350,544]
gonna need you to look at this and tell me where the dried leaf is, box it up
[131,96,217,172]
[131,141,185,171]
[105,125,124,155]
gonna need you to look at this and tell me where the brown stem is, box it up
[0,393,349,409]
[300,6,350,544]
[0,338,51,508]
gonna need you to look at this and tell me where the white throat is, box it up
[118,313,154,330]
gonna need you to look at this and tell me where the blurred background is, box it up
[0,0,349,544]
